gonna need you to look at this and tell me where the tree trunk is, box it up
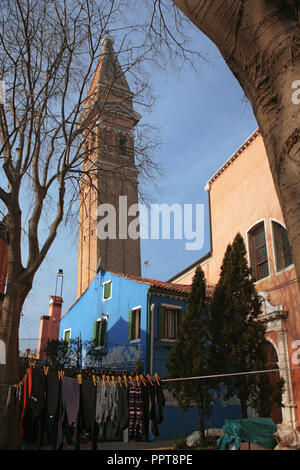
[172,0,300,288]
[0,278,32,450]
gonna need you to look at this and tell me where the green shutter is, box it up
[104,281,111,299]
[92,321,100,347]
[128,310,134,341]
[158,306,166,339]
[64,330,71,343]
[99,318,107,347]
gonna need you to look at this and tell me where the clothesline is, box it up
[161,366,300,383]
[1,365,300,388]
[10,363,162,389]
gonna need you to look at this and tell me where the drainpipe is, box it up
[150,303,154,376]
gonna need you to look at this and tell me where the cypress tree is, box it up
[166,266,213,444]
[210,233,283,418]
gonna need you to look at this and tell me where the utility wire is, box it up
[161,366,300,383]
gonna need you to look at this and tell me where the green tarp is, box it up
[217,418,277,450]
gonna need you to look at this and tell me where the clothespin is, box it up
[111,375,116,387]
[135,375,140,387]
[77,374,82,385]
[154,373,160,385]
[92,375,97,386]
[146,374,154,386]
[139,375,147,387]
[97,376,101,385]
[43,366,49,376]
[128,375,135,387]
[106,375,111,386]
[123,374,128,387]
[102,374,106,386]
[117,375,123,388]
[58,370,64,381]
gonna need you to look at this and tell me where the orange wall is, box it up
[173,132,300,426]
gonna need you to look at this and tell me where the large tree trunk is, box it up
[0,249,33,449]
[173,0,300,287]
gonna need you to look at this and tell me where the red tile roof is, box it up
[108,270,215,297]
[107,270,190,294]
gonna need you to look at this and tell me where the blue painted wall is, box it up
[60,272,243,440]
[59,270,150,370]
[150,293,187,378]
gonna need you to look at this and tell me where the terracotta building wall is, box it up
[172,131,300,427]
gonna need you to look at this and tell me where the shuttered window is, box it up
[249,222,269,281]
[128,308,141,341]
[103,281,112,300]
[158,306,182,340]
[93,318,107,348]
[63,329,71,343]
[272,221,293,272]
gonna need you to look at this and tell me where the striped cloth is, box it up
[128,383,144,440]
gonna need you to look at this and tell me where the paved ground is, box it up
[93,440,176,451]
[38,439,177,451]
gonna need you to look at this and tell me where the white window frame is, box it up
[63,328,71,342]
[130,306,141,343]
[160,305,182,343]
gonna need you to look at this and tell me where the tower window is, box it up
[248,222,269,281]
[272,221,293,272]
[119,136,127,156]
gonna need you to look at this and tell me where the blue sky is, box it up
[19,25,258,348]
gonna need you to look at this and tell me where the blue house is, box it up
[59,269,242,439]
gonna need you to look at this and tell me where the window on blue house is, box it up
[158,306,182,341]
[128,308,141,341]
[63,329,71,353]
[63,329,71,343]
[93,318,107,348]
[103,281,112,300]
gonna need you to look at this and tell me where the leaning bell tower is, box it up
[77,36,142,298]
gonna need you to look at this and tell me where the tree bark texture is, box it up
[172,0,300,287]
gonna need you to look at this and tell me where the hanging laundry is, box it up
[56,376,80,450]
[22,368,46,444]
[41,371,61,448]
[0,384,12,417]
[128,382,144,441]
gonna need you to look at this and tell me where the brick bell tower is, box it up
[77,36,142,298]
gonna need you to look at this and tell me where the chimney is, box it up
[37,269,64,362]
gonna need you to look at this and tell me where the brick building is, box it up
[170,129,300,428]
[77,36,141,298]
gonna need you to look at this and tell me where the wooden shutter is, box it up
[158,306,166,339]
[99,318,107,347]
[92,321,100,347]
[64,329,71,343]
[128,310,135,341]
[104,281,111,299]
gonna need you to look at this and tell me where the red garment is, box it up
[20,367,32,438]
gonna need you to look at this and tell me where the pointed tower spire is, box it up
[89,35,131,97]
